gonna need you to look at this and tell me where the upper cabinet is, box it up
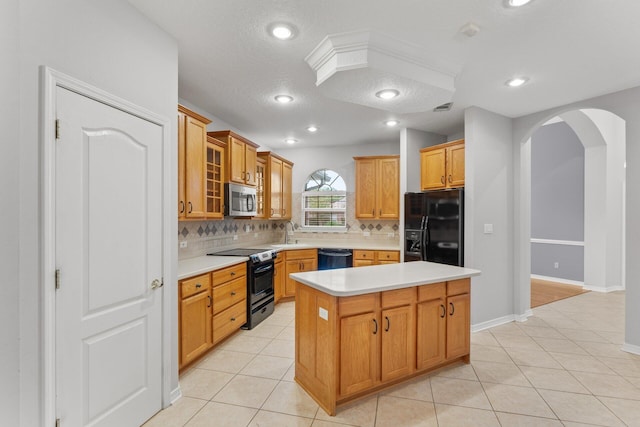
[258,151,294,220]
[179,105,226,220]
[420,139,465,191]
[354,155,399,220]
[208,130,259,187]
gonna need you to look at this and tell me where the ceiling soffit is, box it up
[305,30,458,114]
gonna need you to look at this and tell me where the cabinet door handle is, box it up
[372,209,375,216]
[448,175,452,183]
[246,172,251,181]
[271,208,275,215]
[372,319,378,335]
[188,201,193,213]
[179,200,185,213]
[449,302,455,316]
[385,316,390,332]
[440,304,446,318]
[241,171,245,180]
[441,176,445,184]
[283,208,286,216]
[207,295,212,308]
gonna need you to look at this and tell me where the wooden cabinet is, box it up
[255,156,267,218]
[178,262,247,370]
[178,105,213,219]
[257,152,294,219]
[274,255,285,303]
[354,156,399,220]
[212,263,247,345]
[353,250,400,267]
[284,249,317,297]
[420,139,465,190]
[208,130,259,186]
[294,278,471,415]
[205,137,225,219]
[178,273,212,367]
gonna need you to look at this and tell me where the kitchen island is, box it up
[290,261,480,415]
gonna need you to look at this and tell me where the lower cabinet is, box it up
[178,262,247,370]
[295,278,470,415]
[353,250,400,267]
[284,249,318,297]
[274,255,285,303]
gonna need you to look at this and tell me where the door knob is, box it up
[151,279,163,290]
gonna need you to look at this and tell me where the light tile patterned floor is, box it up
[145,291,640,426]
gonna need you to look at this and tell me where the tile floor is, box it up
[144,291,640,426]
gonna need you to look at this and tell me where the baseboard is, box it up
[622,343,640,356]
[582,284,625,293]
[472,314,516,333]
[170,386,182,405]
[531,274,584,287]
[515,309,533,322]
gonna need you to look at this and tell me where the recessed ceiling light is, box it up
[506,0,533,7]
[274,94,294,103]
[285,138,297,145]
[269,23,295,40]
[375,89,400,100]
[306,126,318,132]
[505,77,529,87]
[384,120,399,127]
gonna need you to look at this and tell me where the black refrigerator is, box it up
[404,189,464,266]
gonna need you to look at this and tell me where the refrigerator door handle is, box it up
[421,216,430,261]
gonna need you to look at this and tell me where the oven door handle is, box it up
[253,263,274,275]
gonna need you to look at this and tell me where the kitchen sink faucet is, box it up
[284,221,295,244]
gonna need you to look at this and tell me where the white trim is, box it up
[531,274,584,287]
[621,343,640,356]
[530,238,584,246]
[582,284,625,293]
[170,387,182,404]
[471,314,517,333]
[41,67,175,425]
[515,309,533,322]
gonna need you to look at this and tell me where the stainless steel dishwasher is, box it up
[317,248,353,270]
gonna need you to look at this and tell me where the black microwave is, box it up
[225,182,257,217]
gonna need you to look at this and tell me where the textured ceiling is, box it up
[127,0,640,148]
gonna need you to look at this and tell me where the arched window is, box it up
[302,169,347,229]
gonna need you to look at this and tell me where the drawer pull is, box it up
[231,291,236,296]
[231,317,236,322]
[195,283,202,288]
[207,295,212,308]
[231,271,236,276]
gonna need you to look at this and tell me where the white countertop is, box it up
[290,261,481,297]
[177,256,248,280]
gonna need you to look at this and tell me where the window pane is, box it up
[304,195,346,209]
[304,211,346,227]
[304,169,346,192]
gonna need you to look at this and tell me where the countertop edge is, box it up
[177,256,249,280]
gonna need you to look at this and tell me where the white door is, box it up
[55,87,163,427]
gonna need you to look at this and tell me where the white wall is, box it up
[513,86,640,349]
[1,0,20,424]
[17,1,179,425]
[464,107,515,326]
[277,141,400,193]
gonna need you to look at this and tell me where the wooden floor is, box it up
[531,278,589,308]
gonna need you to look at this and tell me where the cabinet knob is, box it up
[231,317,236,322]
[231,271,236,276]
[195,283,202,288]
[231,291,236,296]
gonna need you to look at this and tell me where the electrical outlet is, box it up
[387,232,394,237]
[179,241,187,248]
[363,231,371,237]
[254,233,258,238]
[554,262,559,269]
[233,235,238,241]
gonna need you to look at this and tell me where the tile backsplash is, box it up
[178,192,400,259]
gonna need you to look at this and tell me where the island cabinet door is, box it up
[339,312,378,396]
[416,297,446,370]
[446,292,470,359]
[380,305,414,382]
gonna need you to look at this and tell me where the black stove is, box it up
[208,248,277,329]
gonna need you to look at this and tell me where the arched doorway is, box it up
[514,109,626,316]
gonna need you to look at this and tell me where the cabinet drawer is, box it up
[378,251,400,262]
[447,279,470,296]
[381,287,415,308]
[353,250,374,260]
[213,300,246,344]
[418,282,446,302]
[213,262,246,286]
[339,293,378,317]
[213,276,246,314]
[285,249,317,260]
[180,273,211,299]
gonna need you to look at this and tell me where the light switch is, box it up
[319,307,328,320]
[483,224,494,234]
